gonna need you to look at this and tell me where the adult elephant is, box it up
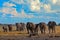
[16,23,19,31]
[2,26,8,32]
[8,24,12,31]
[48,21,56,34]
[19,23,25,31]
[16,23,25,31]
[39,22,46,34]
[26,22,38,37]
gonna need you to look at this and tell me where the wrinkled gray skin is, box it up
[16,23,25,31]
[48,21,56,34]
[26,22,38,37]
[39,22,46,34]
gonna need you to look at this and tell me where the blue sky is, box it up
[0,0,60,24]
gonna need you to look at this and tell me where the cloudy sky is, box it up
[0,0,60,24]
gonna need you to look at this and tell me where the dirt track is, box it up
[0,36,60,40]
[0,34,60,40]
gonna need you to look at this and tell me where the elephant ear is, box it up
[48,21,52,26]
[53,21,56,26]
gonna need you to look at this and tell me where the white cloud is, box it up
[9,0,41,12]
[0,0,60,18]
[0,2,18,17]
[18,10,34,18]
[56,0,60,5]
[0,7,34,18]
[0,2,34,18]
[44,4,51,12]
[44,0,60,13]
[3,2,16,7]
[0,7,18,17]
[50,0,60,5]
[42,3,60,13]
[30,0,41,12]
[29,0,57,13]
[29,0,60,13]
[8,0,60,13]
[52,0,57,4]
[11,9,34,18]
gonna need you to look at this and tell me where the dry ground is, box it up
[0,26,60,36]
[0,26,60,40]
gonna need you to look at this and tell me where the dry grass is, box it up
[0,26,60,36]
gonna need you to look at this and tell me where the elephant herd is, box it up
[2,21,56,36]
[3,24,12,32]
[26,21,56,36]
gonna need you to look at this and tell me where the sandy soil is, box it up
[0,26,60,40]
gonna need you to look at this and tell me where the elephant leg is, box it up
[49,28,51,34]
[52,28,55,33]
[35,29,38,35]
[52,28,53,33]
[44,28,45,34]
[26,28,29,34]
[5,29,6,32]
[29,29,33,37]
[52,27,55,33]
[51,27,55,33]
[16,27,18,31]
[6,29,7,32]
[27,29,29,34]
[41,29,43,34]
[40,28,42,34]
